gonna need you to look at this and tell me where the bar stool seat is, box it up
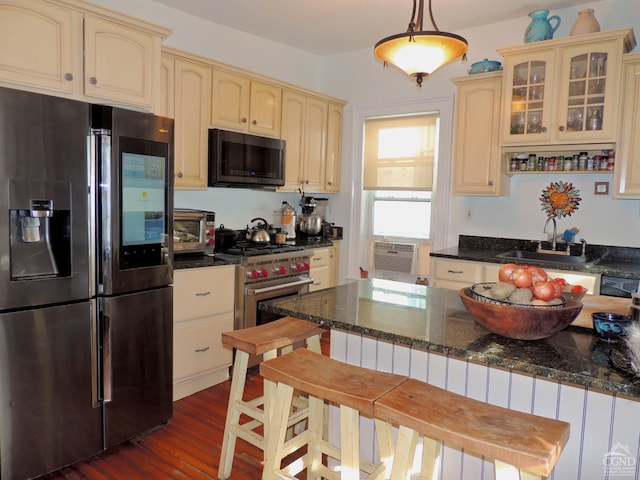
[260,348,408,480]
[218,317,326,480]
[374,378,571,480]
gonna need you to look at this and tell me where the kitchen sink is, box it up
[496,249,601,266]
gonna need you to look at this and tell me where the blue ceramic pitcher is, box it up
[524,9,561,43]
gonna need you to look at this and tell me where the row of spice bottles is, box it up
[509,150,615,172]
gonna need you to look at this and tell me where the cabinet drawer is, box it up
[174,266,235,322]
[310,248,330,266]
[434,259,483,283]
[173,316,232,381]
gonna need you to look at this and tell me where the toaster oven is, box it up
[173,209,215,254]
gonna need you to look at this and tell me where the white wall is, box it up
[95,0,640,282]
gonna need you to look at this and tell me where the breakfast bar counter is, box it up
[260,279,640,479]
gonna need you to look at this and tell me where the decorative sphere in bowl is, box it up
[592,312,633,343]
[459,287,583,340]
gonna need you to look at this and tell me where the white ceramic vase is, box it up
[570,9,600,36]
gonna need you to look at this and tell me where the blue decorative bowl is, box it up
[468,59,503,75]
[592,312,633,342]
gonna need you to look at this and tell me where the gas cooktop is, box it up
[219,241,305,257]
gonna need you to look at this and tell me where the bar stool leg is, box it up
[419,436,442,480]
[218,350,250,480]
[263,381,295,480]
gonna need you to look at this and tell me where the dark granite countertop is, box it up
[259,278,640,399]
[430,235,640,279]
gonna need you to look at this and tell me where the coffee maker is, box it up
[297,196,323,238]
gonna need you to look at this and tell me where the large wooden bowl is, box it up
[459,287,583,340]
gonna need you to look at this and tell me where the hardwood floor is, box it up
[39,330,329,480]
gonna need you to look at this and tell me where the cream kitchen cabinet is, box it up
[162,50,212,189]
[451,71,508,196]
[280,91,330,193]
[498,29,635,146]
[614,53,640,199]
[173,265,235,400]
[431,258,483,290]
[431,257,600,294]
[309,247,338,292]
[0,0,169,110]
[324,103,343,192]
[212,70,282,138]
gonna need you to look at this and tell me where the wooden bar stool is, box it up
[218,316,326,480]
[374,378,571,480]
[260,347,408,480]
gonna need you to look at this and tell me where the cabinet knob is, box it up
[327,181,333,186]
[558,125,565,131]
[64,73,73,81]
[241,117,247,123]
[177,172,183,178]
[252,120,257,125]
[488,180,494,186]
[89,77,97,85]
[541,126,547,132]
[305,180,309,184]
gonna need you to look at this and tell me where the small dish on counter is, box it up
[592,312,633,343]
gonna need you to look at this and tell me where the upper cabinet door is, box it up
[249,80,282,137]
[174,58,212,189]
[500,50,555,145]
[325,103,343,193]
[280,90,306,192]
[555,43,621,143]
[303,97,328,192]
[614,54,640,199]
[0,0,79,95]
[211,70,250,131]
[84,15,157,109]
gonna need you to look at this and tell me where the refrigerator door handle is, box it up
[90,302,100,407]
[102,312,113,403]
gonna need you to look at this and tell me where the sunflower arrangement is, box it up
[540,181,581,218]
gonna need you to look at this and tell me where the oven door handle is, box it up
[246,277,314,295]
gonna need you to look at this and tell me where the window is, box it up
[363,113,438,240]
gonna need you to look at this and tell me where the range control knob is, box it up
[303,262,310,271]
[292,263,303,272]
[248,270,260,279]
[259,268,268,278]
[273,265,287,275]
[207,238,214,245]
[208,228,215,235]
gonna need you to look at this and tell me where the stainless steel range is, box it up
[217,240,313,352]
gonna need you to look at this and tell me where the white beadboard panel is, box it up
[327,330,640,479]
[392,342,411,376]
[375,338,394,373]
[360,335,378,369]
[508,372,535,414]
[486,367,511,408]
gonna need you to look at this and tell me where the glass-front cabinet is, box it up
[499,29,635,146]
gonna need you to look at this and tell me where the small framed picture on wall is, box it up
[594,181,609,195]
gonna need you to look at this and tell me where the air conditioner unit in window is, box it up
[373,241,418,274]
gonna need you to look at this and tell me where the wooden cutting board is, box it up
[570,295,631,328]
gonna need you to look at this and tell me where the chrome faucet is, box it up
[543,216,557,252]
[580,238,587,257]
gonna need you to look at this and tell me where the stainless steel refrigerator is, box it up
[0,87,174,480]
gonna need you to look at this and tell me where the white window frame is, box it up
[347,97,453,279]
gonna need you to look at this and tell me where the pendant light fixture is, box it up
[374,0,468,87]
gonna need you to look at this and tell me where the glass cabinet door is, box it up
[556,40,620,143]
[566,52,606,133]
[501,50,555,144]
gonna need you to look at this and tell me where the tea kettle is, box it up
[246,217,271,243]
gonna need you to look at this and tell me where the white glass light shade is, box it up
[375,31,468,83]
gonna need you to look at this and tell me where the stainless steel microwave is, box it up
[173,209,215,254]
[208,128,286,188]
